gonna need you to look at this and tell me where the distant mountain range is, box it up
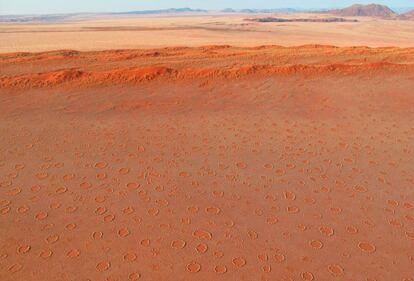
[1,5,413,23]
[118,8,208,15]
[122,7,301,14]
[248,17,358,23]
[221,8,299,13]
[116,5,414,19]
[0,8,209,22]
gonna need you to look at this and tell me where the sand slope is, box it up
[0,46,414,281]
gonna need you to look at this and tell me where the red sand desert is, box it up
[1,14,414,281]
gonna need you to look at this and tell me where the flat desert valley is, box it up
[1,13,414,52]
[1,12,414,281]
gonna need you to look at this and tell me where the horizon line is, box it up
[1,4,414,17]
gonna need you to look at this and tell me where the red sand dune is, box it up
[1,45,414,90]
[1,62,413,90]
[0,46,414,281]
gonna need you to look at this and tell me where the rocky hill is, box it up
[401,9,414,19]
[328,4,397,17]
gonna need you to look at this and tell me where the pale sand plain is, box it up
[1,13,414,52]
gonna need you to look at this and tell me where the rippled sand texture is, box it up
[0,46,414,281]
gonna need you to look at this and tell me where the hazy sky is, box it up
[0,0,413,15]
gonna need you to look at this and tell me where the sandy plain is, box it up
[0,13,414,281]
[1,13,414,52]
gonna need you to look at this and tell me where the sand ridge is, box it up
[1,45,414,90]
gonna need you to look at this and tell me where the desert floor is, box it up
[1,14,414,52]
[0,14,414,281]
